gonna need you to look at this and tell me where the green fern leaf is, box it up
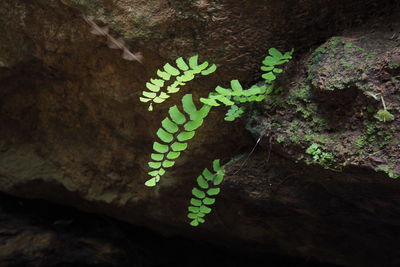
[164,63,180,76]
[188,206,200,213]
[197,217,205,223]
[169,106,186,125]
[162,160,175,168]
[201,64,217,75]
[202,168,214,181]
[200,97,220,106]
[150,78,165,87]
[167,86,180,94]
[188,55,199,69]
[157,70,171,80]
[203,197,215,205]
[192,188,206,199]
[148,170,160,176]
[190,220,199,227]
[197,175,209,189]
[177,131,195,142]
[207,188,220,196]
[213,95,234,106]
[230,80,243,93]
[176,57,189,71]
[190,198,202,206]
[156,128,174,143]
[146,82,160,92]
[158,168,166,175]
[153,97,166,103]
[153,142,169,153]
[199,205,212,214]
[148,161,162,169]
[143,91,156,98]
[145,177,158,187]
[268,47,284,58]
[177,72,195,82]
[215,86,232,96]
[166,151,180,159]
[262,72,276,81]
[171,142,188,151]
[213,159,221,172]
[139,97,151,103]
[184,119,204,131]
[161,118,179,133]
[182,94,198,119]
[213,173,224,186]
[188,213,197,219]
[261,66,274,71]
[196,61,209,71]
[159,92,170,99]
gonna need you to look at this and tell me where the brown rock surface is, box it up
[0,0,399,266]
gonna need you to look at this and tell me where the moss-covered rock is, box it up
[249,34,400,177]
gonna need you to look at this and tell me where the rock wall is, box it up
[0,0,399,266]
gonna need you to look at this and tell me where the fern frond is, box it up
[224,105,245,121]
[199,80,267,108]
[145,94,211,187]
[188,159,225,226]
[261,48,293,82]
[140,56,217,111]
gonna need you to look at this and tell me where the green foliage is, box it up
[261,48,293,82]
[140,56,217,111]
[225,105,245,121]
[305,143,335,168]
[198,48,293,121]
[374,109,395,122]
[188,159,224,226]
[141,48,293,226]
[145,94,211,187]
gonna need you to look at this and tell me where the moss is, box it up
[376,166,400,179]
[305,143,336,169]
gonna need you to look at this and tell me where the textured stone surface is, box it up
[0,0,400,267]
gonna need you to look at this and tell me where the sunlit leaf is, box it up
[143,91,156,98]
[189,55,199,69]
[177,131,195,142]
[166,151,180,160]
[197,175,209,189]
[153,142,169,153]
[148,161,162,169]
[190,198,202,206]
[163,63,180,76]
[151,153,164,161]
[171,142,188,151]
[157,70,171,80]
[146,82,160,92]
[169,106,186,125]
[207,188,220,196]
[202,168,213,181]
[200,205,212,214]
[200,97,220,106]
[201,64,217,75]
[202,197,215,205]
[156,128,174,143]
[192,188,206,199]
[162,160,175,168]
[176,57,189,71]
[139,97,151,103]
[161,117,179,133]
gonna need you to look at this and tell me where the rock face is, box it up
[0,0,399,266]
